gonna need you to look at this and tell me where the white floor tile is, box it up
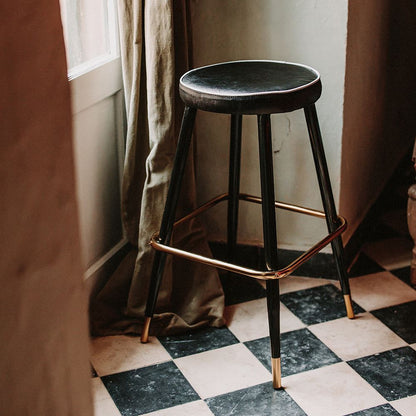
[90,335,171,376]
[283,362,386,416]
[93,400,122,416]
[259,275,332,293]
[92,378,122,416]
[391,395,416,416]
[309,312,407,361]
[281,275,335,293]
[174,344,271,399]
[93,399,122,416]
[363,237,412,270]
[225,298,305,342]
[142,401,214,416]
[336,271,416,311]
[91,378,110,402]
[280,303,307,334]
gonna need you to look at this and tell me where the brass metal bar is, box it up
[173,193,326,228]
[173,193,228,227]
[276,216,346,278]
[239,193,326,218]
[173,193,228,228]
[150,193,347,281]
[151,237,272,279]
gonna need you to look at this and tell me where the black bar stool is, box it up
[141,60,354,389]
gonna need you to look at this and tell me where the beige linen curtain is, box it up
[90,0,225,336]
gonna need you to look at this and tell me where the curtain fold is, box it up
[90,0,225,336]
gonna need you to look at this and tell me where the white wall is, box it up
[70,58,126,289]
[190,0,348,251]
[63,1,127,293]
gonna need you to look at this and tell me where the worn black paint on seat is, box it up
[179,60,322,115]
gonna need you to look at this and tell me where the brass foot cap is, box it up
[141,317,151,343]
[272,358,283,389]
[344,294,355,319]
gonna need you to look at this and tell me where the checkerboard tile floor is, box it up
[91,210,416,415]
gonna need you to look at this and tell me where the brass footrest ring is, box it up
[150,193,346,281]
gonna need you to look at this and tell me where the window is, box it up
[58,0,126,275]
[59,0,118,79]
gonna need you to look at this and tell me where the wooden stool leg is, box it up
[141,106,197,343]
[304,104,354,319]
[227,114,242,262]
[407,184,416,287]
[258,114,282,389]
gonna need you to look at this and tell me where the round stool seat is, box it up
[179,60,322,115]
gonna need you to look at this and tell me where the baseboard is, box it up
[84,239,131,300]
